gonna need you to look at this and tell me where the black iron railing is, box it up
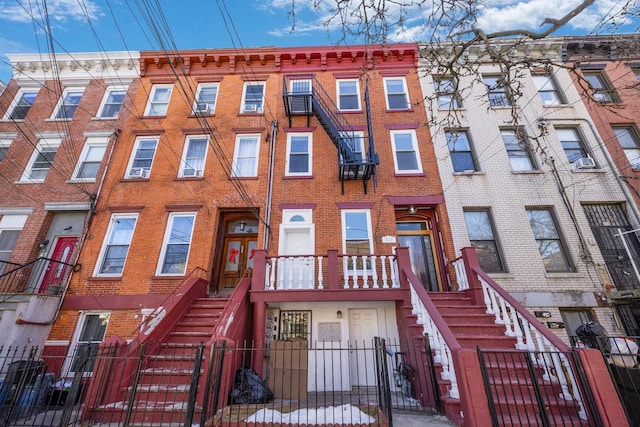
[0,257,76,296]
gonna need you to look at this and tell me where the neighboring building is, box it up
[420,38,638,341]
[0,52,139,351]
[564,35,640,335]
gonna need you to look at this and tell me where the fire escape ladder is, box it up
[283,75,379,194]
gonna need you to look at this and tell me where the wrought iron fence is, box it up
[0,257,75,296]
[0,337,441,427]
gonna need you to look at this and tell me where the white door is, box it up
[279,228,314,288]
[348,309,379,387]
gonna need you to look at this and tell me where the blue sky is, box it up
[0,0,637,83]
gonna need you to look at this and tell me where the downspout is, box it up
[16,129,121,326]
[264,120,278,250]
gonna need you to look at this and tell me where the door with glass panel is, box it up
[218,217,258,289]
[397,222,441,291]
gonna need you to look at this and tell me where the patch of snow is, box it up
[244,404,375,425]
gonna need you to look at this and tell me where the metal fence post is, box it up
[185,342,205,427]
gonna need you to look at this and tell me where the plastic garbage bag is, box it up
[229,368,274,404]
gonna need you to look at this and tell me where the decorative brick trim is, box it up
[336,202,375,209]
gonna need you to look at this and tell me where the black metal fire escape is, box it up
[283,74,378,194]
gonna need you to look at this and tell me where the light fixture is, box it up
[39,239,49,249]
[407,206,417,215]
[239,220,247,231]
[336,310,342,319]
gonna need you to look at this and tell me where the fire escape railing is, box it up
[0,257,76,296]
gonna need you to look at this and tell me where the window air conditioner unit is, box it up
[195,103,213,114]
[183,168,202,177]
[244,104,258,112]
[129,168,149,178]
[573,157,596,170]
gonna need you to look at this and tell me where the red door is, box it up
[38,237,77,293]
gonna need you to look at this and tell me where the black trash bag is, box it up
[229,367,274,404]
[576,321,611,352]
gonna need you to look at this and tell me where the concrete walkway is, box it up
[391,410,455,426]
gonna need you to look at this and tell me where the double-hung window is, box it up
[144,84,173,116]
[53,87,84,119]
[98,86,127,118]
[383,77,409,110]
[584,72,616,103]
[127,136,158,179]
[0,214,27,273]
[533,75,564,106]
[391,130,422,174]
[337,79,360,111]
[73,137,107,181]
[157,212,196,275]
[22,138,61,181]
[193,83,218,115]
[285,132,312,177]
[434,77,461,109]
[483,75,511,107]
[556,128,590,164]
[69,312,110,374]
[340,131,365,163]
[342,210,373,269]
[4,89,38,120]
[241,82,265,113]
[0,139,10,162]
[613,126,640,169]
[464,210,504,273]
[445,130,476,172]
[526,208,571,272]
[232,134,260,177]
[95,214,137,276]
[288,78,312,113]
[179,135,208,177]
[501,129,535,171]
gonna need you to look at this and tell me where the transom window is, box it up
[434,77,461,109]
[501,129,535,171]
[337,79,361,111]
[464,210,504,273]
[241,82,265,113]
[285,133,312,176]
[583,72,616,103]
[179,135,208,177]
[613,126,640,169]
[533,75,564,106]
[193,83,218,115]
[22,138,61,181]
[445,130,476,172]
[98,86,127,118]
[5,89,38,120]
[53,88,84,119]
[556,128,590,164]
[232,134,260,177]
[95,214,137,276]
[390,130,422,174]
[526,208,571,272]
[73,137,107,181]
[144,84,173,116]
[157,213,196,275]
[483,75,511,107]
[127,136,158,179]
[383,77,410,110]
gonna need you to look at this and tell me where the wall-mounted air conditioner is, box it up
[195,103,213,114]
[183,168,202,177]
[573,157,596,170]
[129,168,149,178]
[244,104,258,112]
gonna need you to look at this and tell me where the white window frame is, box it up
[340,131,365,162]
[72,137,108,182]
[192,83,219,115]
[285,132,312,177]
[97,86,127,118]
[52,87,84,120]
[390,129,422,174]
[156,212,196,276]
[231,134,260,177]
[434,77,461,109]
[126,136,159,179]
[383,77,410,110]
[614,126,640,169]
[144,84,173,116]
[179,135,208,178]
[0,214,27,269]
[337,79,361,111]
[94,213,138,277]
[341,209,374,271]
[532,75,564,106]
[64,311,110,376]
[501,129,535,171]
[21,138,62,182]
[4,88,39,120]
[240,82,265,113]
[0,139,11,162]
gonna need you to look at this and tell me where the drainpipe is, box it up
[264,120,278,250]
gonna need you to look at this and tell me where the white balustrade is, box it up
[452,258,469,291]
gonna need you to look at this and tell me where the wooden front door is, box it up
[39,236,77,293]
[218,217,258,289]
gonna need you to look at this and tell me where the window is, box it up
[340,131,365,162]
[501,129,535,171]
[556,128,589,164]
[390,130,422,174]
[98,86,127,118]
[483,75,511,107]
[279,310,311,341]
[232,134,260,177]
[383,77,410,110]
[4,89,38,120]
[73,137,107,180]
[95,214,137,276]
[0,214,26,272]
[445,130,476,172]
[560,309,594,341]
[583,72,616,103]
[613,126,640,169]
[179,135,208,177]
[22,138,61,181]
[157,213,196,275]
[241,82,265,113]
[288,78,312,113]
[144,84,173,116]
[53,87,84,119]
[69,313,109,373]
[0,139,10,162]
[337,79,361,111]
[464,210,504,273]
[526,208,571,272]
[285,133,312,176]
[193,83,218,115]
[434,77,461,109]
[126,136,158,179]
[342,210,373,258]
[533,75,564,106]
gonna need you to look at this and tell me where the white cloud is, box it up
[0,0,101,24]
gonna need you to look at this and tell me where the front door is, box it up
[218,217,258,289]
[39,236,77,293]
[397,222,441,292]
[349,309,379,387]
